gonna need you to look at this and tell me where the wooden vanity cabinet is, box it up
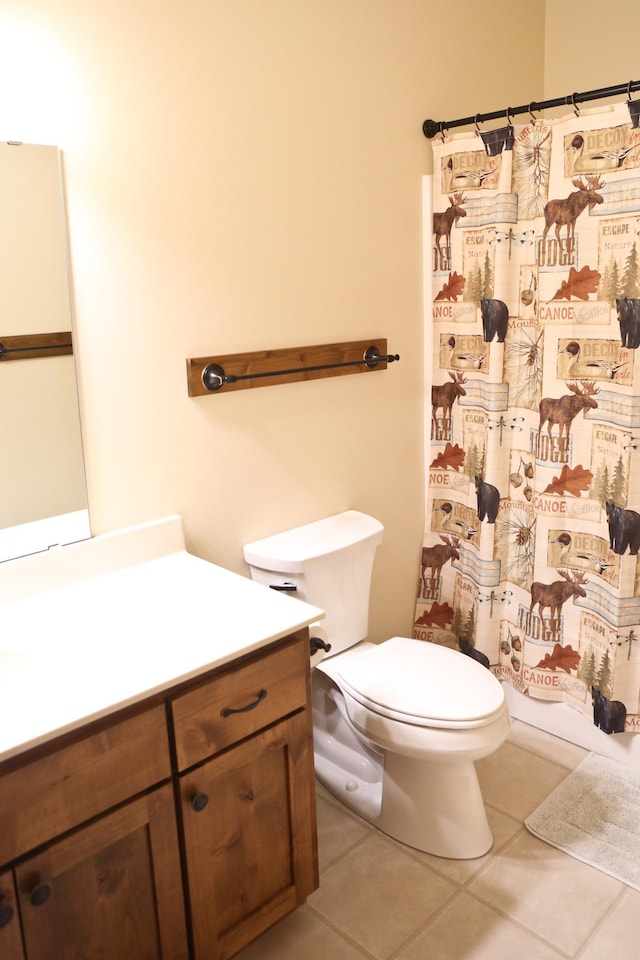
[172,631,319,960]
[0,629,318,960]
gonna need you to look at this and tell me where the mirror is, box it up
[0,142,89,562]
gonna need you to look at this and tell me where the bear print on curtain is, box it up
[414,100,640,734]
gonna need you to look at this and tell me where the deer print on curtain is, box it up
[414,99,640,734]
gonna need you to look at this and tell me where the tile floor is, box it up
[235,719,640,960]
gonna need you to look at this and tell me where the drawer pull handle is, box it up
[29,883,52,907]
[221,688,268,718]
[0,904,14,927]
[191,792,209,812]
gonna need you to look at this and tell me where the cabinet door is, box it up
[15,784,188,960]
[180,710,318,960]
[0,869,24,960]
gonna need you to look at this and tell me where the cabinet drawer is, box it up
[0,705,171,865]
[172,633,309,770]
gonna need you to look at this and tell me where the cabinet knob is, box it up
[191,792,209,812]
[0,904,14,927]
[29,883,52,907]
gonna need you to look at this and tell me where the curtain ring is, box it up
[474,114,483,136]
[438,121,447,143]
[528,102,537,124]
[628,80,635,103]
[505,106,513,124]
[571,92,580,116]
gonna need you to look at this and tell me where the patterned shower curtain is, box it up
[413,100,640,735]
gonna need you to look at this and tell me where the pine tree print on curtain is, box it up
[415,100,640,734]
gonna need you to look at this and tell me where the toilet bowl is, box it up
[316,637,509,858]
[243,511,510,859]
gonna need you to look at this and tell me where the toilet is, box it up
[243,510,510,859]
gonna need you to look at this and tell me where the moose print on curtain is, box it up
[414,100,640,734]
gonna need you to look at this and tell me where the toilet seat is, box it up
[337,636,505,730]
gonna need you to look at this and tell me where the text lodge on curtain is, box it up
[414,99,640,734]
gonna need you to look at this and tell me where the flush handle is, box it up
[310,636,332,655]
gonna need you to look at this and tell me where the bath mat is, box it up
[525,753,640,891]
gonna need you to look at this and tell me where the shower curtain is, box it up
[414,100,640,734]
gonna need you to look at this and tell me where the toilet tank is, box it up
[243,511,384,657]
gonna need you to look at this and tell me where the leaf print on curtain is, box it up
[415,100,640,735]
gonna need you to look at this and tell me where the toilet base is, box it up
[312,667,498,859]
[379,751,493,859]
[314,752,383,822]
[316,748,493,859]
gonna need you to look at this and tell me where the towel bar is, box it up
[186,340,400,396]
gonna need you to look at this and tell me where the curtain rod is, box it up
[422,80,640,139]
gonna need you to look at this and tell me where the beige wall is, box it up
[545,1,640,97]
[1,1,543,641]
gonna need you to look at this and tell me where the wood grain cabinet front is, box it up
[174,631,319,960]
[179,710,318,960]
[0,704,172,865]
[171,631,309,769]
[0,869,24,960]
[14,784,188,960]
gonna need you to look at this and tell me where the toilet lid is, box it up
[337,637,504,727]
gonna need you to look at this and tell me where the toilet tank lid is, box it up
[243,510,384,574]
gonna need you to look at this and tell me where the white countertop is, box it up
[0,516,323,762]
